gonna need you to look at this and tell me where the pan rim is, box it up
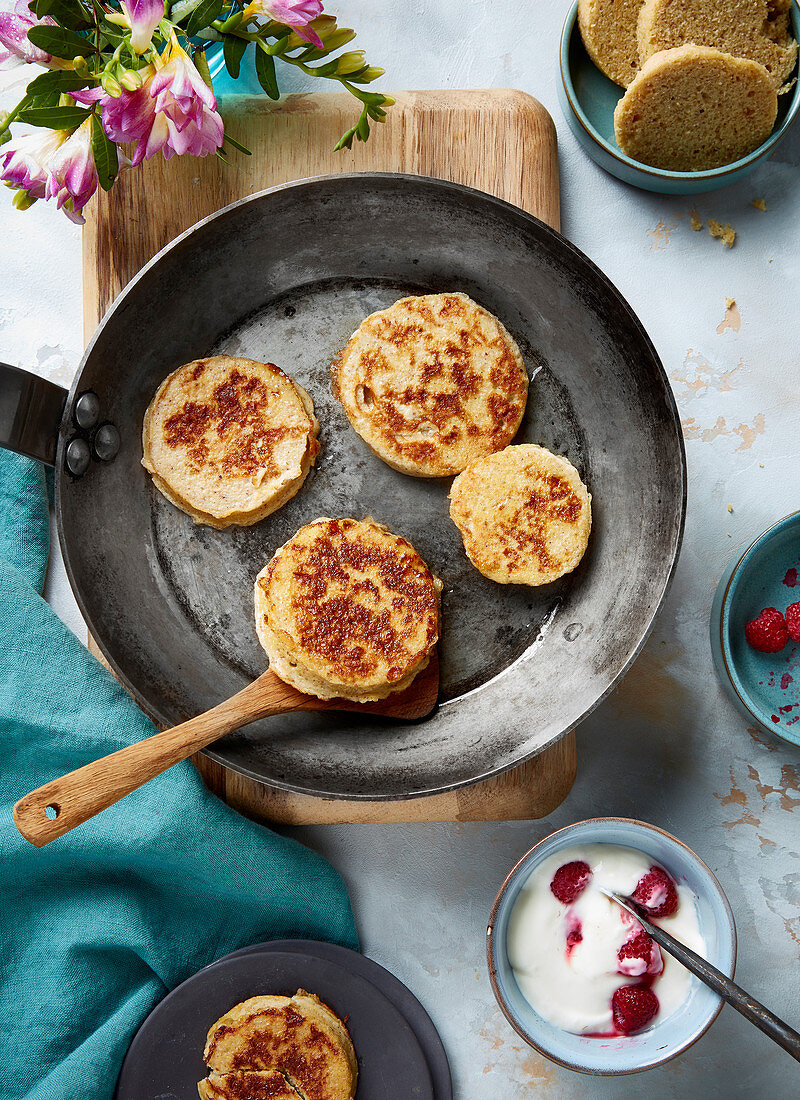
[56,172,687,801]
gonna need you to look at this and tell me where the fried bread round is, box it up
[333,292,528,477]
[142,355,319,529]
[202,991,357,1100]
[254,518,441,701]
[449,444,592,585]
[198,1070,298,1100]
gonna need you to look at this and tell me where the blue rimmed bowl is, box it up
[487,818,736,1075]
[711,511,800,748]
[558,0,800,194]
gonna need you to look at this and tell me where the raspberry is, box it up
[617,930,663,977]
[566,927,583,955]
[611,985,660,1035]
[786,603,800,644]
[632,866,678,918]
[745,607,789,653]
[550,860,591,905]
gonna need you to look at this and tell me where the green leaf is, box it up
[18,104,92,128]
[26,23,90,59]
[30,0,92,29]
[185,0,225,38]
[255,47,280,99]
[28,0,56,16]
[91,112,118,191]
[25,69,90,95]
[224,132,251,155]
[222,34,247,80]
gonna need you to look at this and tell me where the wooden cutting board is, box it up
[83,88,576,824]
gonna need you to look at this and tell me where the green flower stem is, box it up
[0,97,31,139]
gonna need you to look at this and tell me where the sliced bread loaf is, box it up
[637,0,797,88]
[578,0,646,86]
[614,44,778,170]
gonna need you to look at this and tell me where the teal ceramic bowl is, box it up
[487,818,736,1075]
[710,512,800,748]
[558,0,800,194]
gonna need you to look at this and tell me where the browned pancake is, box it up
[333,293,528,477]
[449,444,592,585]
[142,355,319,528]
[202,992,357,1100]
[254,518,441,701]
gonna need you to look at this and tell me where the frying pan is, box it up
[0,174,685,801]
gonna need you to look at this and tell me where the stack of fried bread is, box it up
[578,0,796,169]
[198,991,357,1100]
[255,517,441,701]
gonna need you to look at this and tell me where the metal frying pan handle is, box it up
[0,362,66,467]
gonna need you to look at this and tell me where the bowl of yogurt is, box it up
[487,818,736,1074]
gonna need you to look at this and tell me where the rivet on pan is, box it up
[563,622,584,642]
[93,422,120,462]
[65,437,90,477]
[74,391,100,430]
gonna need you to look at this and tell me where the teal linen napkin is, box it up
[0,450,358,1100]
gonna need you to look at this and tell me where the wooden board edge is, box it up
[193,731,577,825]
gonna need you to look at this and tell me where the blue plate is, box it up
[558,0,800,194]
[711,511,800,747]
[487,818,736,1075]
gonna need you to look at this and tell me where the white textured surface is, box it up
[2,1,800,1094]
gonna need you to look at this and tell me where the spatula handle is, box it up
[12,674,307,846]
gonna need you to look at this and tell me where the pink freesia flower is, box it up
[74,36,223,166]
[120,0,164,54]
[0,125,66,196]
[44,118,98,222]
[0,0,56,66]
[244,0,324,47]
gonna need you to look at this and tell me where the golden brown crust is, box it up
[613,45,778,171]
[254,518,441,701]
[333,293,528,478]
[142,355,319,528]
[449,445,591,586]
[198,1069,299,1100]
[202,992,356,1100]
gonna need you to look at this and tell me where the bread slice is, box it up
[614,45,778,170]
[637,0,797,88]
[578,0,647,86]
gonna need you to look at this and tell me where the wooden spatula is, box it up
[13,654,439,847]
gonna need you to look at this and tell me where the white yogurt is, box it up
[506,843,707,1035]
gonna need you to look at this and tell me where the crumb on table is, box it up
[708,219,736,247]
[690,207,703,231]
[752,198,767,211]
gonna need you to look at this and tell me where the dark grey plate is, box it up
[57,174,685,799]
[115,948,433,1100]
[218,941,451,1100]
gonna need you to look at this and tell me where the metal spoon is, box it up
[600,888,800,1062]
